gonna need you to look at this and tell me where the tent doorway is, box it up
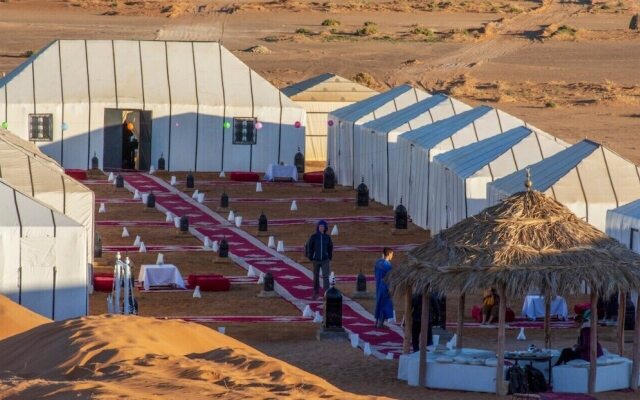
[103,109,152,171]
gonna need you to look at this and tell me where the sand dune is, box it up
[0,307,383,399]
[0,295,51,341]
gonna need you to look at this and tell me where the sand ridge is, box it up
[0,295,51,341]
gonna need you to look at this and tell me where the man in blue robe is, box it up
[374,247,394,328]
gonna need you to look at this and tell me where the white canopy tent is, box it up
[488,139,640,232]
[394,105,525,231]
[327,85,428,186]
[0,128,94,264]
[607,200,640,253]
[0,179,87,320]
[428,126,567,233]
[0,39,306,172]
[357,94,471,205]
[282,74,377,162]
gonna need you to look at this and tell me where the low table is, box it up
[264,164,297,181]
[138,264,185,291]
[505,351,554,385]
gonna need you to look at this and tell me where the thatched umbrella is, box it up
[388,188,640,394]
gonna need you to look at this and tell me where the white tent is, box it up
[488,139,640,232]
[356,94,471,205]
[282,74,377,162]
[0,179,87,320]
[0,128,94,263]
[327,85,428,186]
[0,40,306,172]
[395,105,526,231]
[428,126,567,233]
[607,200,640,252]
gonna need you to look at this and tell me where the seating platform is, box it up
[187,274,231,292]
[229,172,260,182]
[552,357,632,393]
[302,171,323,184]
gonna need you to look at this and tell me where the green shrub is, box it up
[295,28,313,35]
[321,19,341,27]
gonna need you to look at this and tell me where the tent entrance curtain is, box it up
[20,237,56,319]
[103,109,153,171]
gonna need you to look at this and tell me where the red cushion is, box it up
[65,169,88,180]
[471,304,515,323]
[93,276,114,292]
[303,171,323,184]
[186,274,228,291]
[229,172,260,182]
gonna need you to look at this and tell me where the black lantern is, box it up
[179,216,189,232]
[94,235,102,258]
[263,272,274,292]
[258,211,268,232]
[294,147,305,174]
[355,271,367,293]
[91,152,99,170]
[625,292,636,330]
[146,191,156,208]
[219,238,229,258]
[220,191,229,208]
[395,197,408,230]
[158,153,166,171]
[115,174,124,188]
[323,285,343,330]
[186,172,195,189]
[323,163,335,190]
[356,178,369,207]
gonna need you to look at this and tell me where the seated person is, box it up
[555,310,603,366]
[481,287,499,325]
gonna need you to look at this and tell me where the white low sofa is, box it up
[552,356,632,393]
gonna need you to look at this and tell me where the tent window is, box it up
[232,118,257,145]
[28,114,53,141]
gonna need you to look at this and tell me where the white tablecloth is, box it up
[138,264,185,290]
[522,295,568,320]
[263,164,297,181]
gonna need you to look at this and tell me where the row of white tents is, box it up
[328,85,640,237]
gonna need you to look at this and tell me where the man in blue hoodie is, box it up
[307,219,333,299]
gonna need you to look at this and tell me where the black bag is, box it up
[506,365,527,394]
[524,365,547,393]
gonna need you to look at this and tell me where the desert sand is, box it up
[0,295,51,341]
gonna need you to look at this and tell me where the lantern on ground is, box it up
[115,175,124,188]
[258,211,268,232]
[146,192,156,208]
[219,238,229,258]
[395,198,408,230]
[263,272,274,292]
[179,216,189,232]
[356,178,369,207]
[158,153,166,170]
[294,147,304,174]
[186,172,195,189]
[220,191,229,208]
[91,152,99,170]
[323,284,343,330]
[323,163,335,189]
[356,271,367,293]
[94,235,102,258]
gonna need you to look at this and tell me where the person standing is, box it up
[307,220,333,299]
[374,247,394,328]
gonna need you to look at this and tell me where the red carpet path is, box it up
[97,215,396,227]
[98,196,354,204]
[116,173,406,359]
[103,243,417,253]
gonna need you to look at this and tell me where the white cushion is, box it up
[468,358,485,366]
[485,358,498,367]
[436,356,454,363]
[453,356,469,364]
[567,359,590,368]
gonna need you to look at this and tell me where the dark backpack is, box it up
[524,365,547,393]
[506,365,527,394]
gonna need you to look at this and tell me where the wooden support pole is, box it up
[632,292,640,391]
[402,289,413,354]
[544,295,551,349]
[617,291,626,356]
[418,287,430,387]
[496,284,507,396]
[457,293,465,350]
[588,288,598,394]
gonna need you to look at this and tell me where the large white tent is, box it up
[607,199,640,253]
[0,179,87,320]
[282,74,377,162]
[394,105,525,231]
[0,128,94,263]
[356,94,471,205]
[0,39,306,172]
[327,85,428,186]
[428,126,567,233]
[488,139,640,232]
